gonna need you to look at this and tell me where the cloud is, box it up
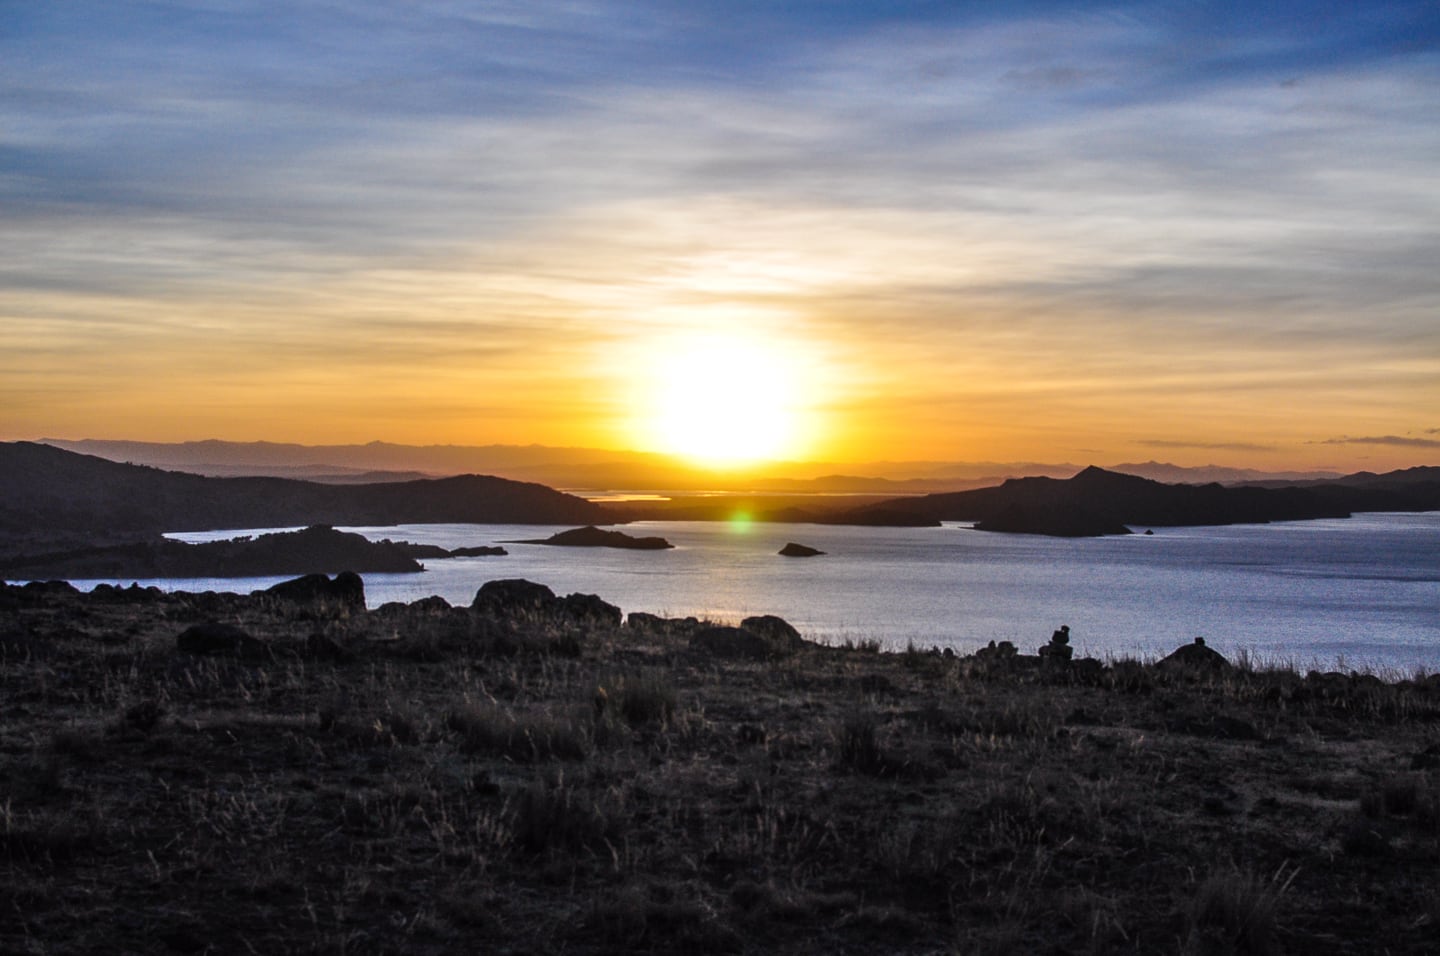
[1138,439,1278,453]
[1314,435,1440,448]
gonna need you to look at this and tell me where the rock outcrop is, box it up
[471,578,622,627]
[258,571,366,613]
[778,542,825,557]
[1158,637,1232,673]
[472,579,559,616]
[690,616,808,661]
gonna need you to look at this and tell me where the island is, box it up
[778,542,826,557]
[838,464,1440,537]
[0,526,517,580]
[505,525,675,550]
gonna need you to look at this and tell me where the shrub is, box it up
[447,703,589,762]
[508,778,616,854]
[1184,865,1295,955]
[836,710,888,776]
[600,672,678,729]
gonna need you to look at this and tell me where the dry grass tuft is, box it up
[1184,865,1296,956]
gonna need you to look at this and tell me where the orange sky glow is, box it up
[3,4,1437,475]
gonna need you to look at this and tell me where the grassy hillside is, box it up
[0,441,608,541]
[2,579,1437,953]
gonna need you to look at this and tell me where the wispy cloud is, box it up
[1315,436,1440,449]
[1139,440,1278,454]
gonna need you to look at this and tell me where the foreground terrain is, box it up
[2,578,1437,954]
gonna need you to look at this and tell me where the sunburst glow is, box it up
[633,332,817,467]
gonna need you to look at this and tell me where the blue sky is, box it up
[2,1,1437,467]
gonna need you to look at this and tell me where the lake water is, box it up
[60,513,1440,672]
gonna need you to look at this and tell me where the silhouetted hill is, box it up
[0,526,427,579]
[841,465,1440,536]
[0,442,607,541]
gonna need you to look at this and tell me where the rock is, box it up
[259,572,366,613]
[89,582,165,604]
[976,640,1018,661]
[417,594,454,612]
[740,614,806,652]
[560,592,623,627]
[779,542,825,557]
[5,580,81,608]
[471,579,558,616]
[626,612,700,634]
[690,626,792,661]
[448,546,508,557]
[176,622,267,658]
[1038,625,1074,661]
[471,580,619,629]
[374,595,454,622]
[1158,636,1232,673]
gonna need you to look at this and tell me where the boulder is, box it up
[975,640,1018,661]
[626,612,700,634]
[472,579,620,630]
[1158,637,1231,673]
[471,579,558,617]
[690,625,793,661]
[259,572,365,613]
[176,622,267,658]
[374,595,453,619]
[740,614,806,652]
[778,542,825,557]
[560,592,623,628]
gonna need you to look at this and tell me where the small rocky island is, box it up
[778,542,825,557]
[507,525,675,550]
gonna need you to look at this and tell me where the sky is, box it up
[2,0,1438,471]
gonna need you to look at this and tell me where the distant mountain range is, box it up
[842,465,1440,536]
[0,442,605,542]
[36,438,1345,492]
[4,443,1437,568]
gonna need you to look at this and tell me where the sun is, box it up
[633,332,814,467]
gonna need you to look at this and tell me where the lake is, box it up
[62,512,1440,672]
